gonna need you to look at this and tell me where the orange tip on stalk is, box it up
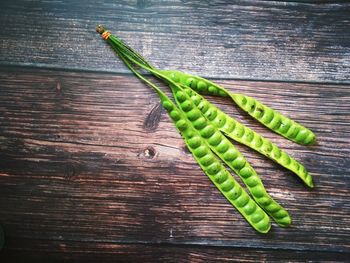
[102,31,111,40]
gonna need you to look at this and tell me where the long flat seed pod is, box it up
[159,70,316,146]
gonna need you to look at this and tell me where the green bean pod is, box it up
[159,70,316,146]
[181,87,314,188]
[171,85,291,227]
[160,93,271,233]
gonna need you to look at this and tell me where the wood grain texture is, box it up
[0,68,349,261]
[0,0,349,83]
[1,239,349,263]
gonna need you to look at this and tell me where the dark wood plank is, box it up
[0,67,349,257]
[1,239,349,263]
[0,0,349,83]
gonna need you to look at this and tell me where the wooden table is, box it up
[0,1,349,261]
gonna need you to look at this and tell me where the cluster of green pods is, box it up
[97,25,316,233]
[170,85,291,227]
[161,93,272,233]
[171,84,314,188]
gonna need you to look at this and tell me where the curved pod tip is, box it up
[308,179,314,189]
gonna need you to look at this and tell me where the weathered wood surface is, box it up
[0,68,349,261]
[1,0,350,260]
[0,0,349,83]
[2,240,350,262]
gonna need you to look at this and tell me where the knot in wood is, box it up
[142,146,156,159]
